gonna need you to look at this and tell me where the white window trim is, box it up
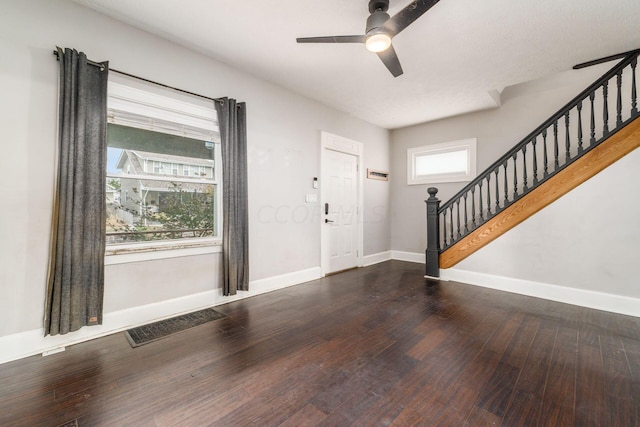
[108,82,219,136]
[106,172,215,184]
[105,239,221,265]
[407,138,477,185]
[106,80,222,262]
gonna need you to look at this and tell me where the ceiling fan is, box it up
[296,0,440,77]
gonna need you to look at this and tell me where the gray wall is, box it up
[0,0,390,338]
[390,63,638,297]
[455,148,640,298]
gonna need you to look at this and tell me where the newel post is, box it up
[425,187,440,278]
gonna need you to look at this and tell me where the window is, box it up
[105,81,221,253]
[407,138,477,185]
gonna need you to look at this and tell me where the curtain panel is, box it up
[44,48,109,336]
[215,98,249,296]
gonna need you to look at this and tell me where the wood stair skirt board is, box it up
[440,116,640,269]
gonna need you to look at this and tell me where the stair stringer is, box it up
[440,116,640,269]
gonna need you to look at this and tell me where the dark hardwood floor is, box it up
[1,261,639,426]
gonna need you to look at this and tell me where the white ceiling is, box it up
[75,0,640,129]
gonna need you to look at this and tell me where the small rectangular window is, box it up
[407,138,477,185]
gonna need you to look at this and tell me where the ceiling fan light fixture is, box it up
[365,33,391,52]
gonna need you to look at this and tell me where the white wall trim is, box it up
[362,251,392,266]
[441,267,640,318]
[391,250,425,264]
[0,267,322,365]
[248,267,322,295]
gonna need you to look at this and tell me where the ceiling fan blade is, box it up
[383,0,440,37]
[377,44,403,77]
[296,35,366,44]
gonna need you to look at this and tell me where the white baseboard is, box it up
[440,267,640,318]
[247,267,322,295]
[0,267,322,365]
[362,251,392,266]
[391,250,425,264]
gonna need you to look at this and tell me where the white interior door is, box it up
[323,149,359,274]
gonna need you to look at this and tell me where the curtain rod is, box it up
[53,49,224,104]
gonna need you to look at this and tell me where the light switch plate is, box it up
[305,193,318,203]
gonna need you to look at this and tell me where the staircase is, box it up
[425,50,640,278]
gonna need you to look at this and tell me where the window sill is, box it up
[105,239,222,265]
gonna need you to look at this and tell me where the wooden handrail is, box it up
[439,52,638,215]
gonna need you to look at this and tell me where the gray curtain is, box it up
[215,98,249,296]
[44,48,109,336]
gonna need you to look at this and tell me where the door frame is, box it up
[320,131,364,276]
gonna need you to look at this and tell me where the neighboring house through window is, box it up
[105,81,221,256]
